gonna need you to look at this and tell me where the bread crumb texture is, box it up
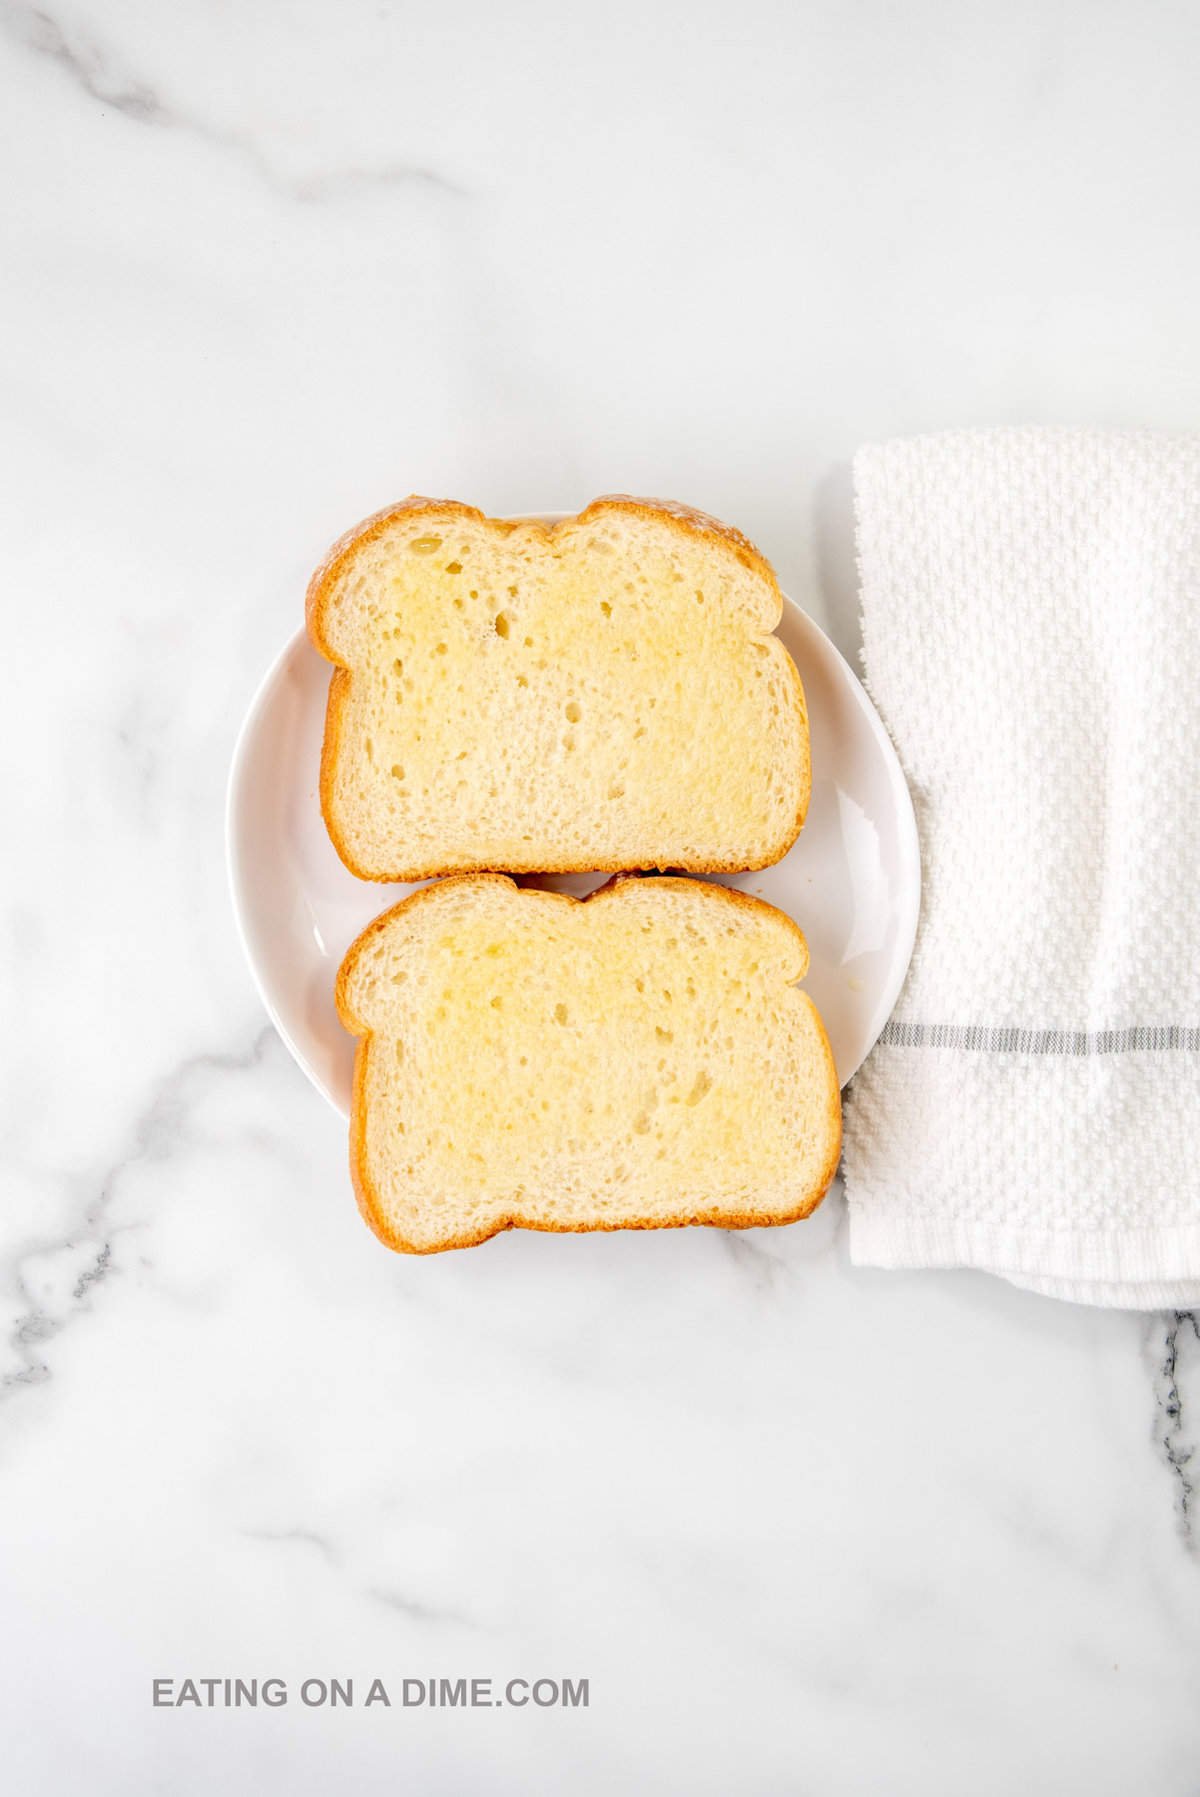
[338,875,842,1253]
[309,496,810,879]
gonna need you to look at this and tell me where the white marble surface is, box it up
[3,1,1199,1791]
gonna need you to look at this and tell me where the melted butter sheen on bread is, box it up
[308,496,810,880]
[337,875,842,1254]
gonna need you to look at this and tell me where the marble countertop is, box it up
[3,1,1198,1791]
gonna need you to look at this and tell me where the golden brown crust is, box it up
[307,496,809,881]
[578,494,778,587]
[305,495,489,657]
[337,874,842,1255]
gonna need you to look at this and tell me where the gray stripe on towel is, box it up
[879,1021,1200,1055]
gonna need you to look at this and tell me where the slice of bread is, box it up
[336,874,841,1254]
[308,495,809,881]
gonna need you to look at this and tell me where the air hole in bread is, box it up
[390,765,404,780]
[554,1002,568,1025]
[494,612,510,638]
[565,700,582,723]
[410,536,442,554]
[445,561,462,574]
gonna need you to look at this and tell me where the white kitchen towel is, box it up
[843,428,1200,1309]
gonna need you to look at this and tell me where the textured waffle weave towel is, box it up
[844,429,1200,1309]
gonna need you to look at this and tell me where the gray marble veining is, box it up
[3,0,1200,1790]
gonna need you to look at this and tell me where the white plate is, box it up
[226,533,920,1113]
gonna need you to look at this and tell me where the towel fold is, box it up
[843,428,1200,1309]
